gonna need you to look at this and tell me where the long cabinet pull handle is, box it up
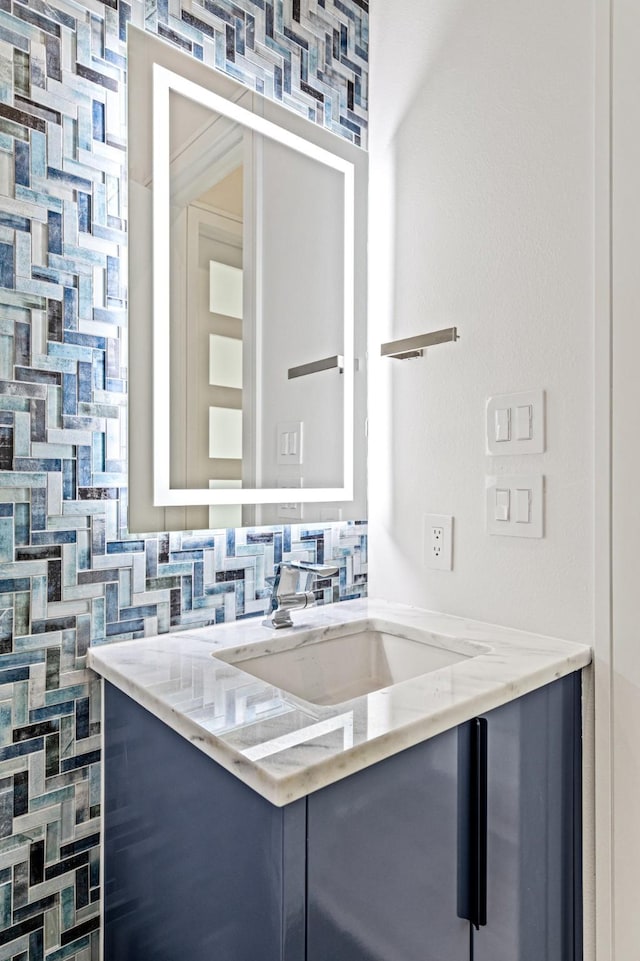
[469,717,488,929]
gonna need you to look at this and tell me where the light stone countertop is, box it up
[88,598,592,807]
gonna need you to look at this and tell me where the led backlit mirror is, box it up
[127,27,367,532]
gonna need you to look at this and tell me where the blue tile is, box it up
[92,350,105,390]
[30,531,77,545]
[0,242,14,289]
[63,286,78,330]
[78,361,92,403]
[46,936,91,961]
[106,620,146,639]
[29,701,75,722]
[76,445,93,487]
[0,212,30,231]
[0,883,11,928]
[145,539,157,578]
[181,575,193,611]
[63,458,75,499]
[30,488,46,531]
[118,604,157,619]
[77,614,91,657]
[75,697,90,740]
[47,167,92,191]
[77,191,91,232]
[64,331,105,350]
[104,582,118,623]
[60,885,75,930]
[29,927,44,961]
[0,516,13,562]
[106,255,120,300]
[0,736,43,759]
[273,531,283,564]
[91,100,105,142]
[193,560,204,598]
[14,503,29,545]
[77,535,91,572]
[105,46,127,70]
[48,341,92,363]
[0,22,28,50]
[106,540,144,554]
[118,0,131,41]
[62,373,77,415]
[169,549,203,561]
[226,528,235,556]
[48,210,63,254]
[91,431,104,475]
[14,458,61,472]
[91,515,105,555]
[0,577,30,592]
[181,534,216,549]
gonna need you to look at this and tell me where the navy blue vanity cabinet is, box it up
[103,673,582,961]
[305,673,582,961]
[103,683,307,961]
[305,726,470,960]
[473,671,583,961]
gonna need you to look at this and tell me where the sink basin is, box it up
[214,619,488,706]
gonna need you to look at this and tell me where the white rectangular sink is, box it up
[214,619,489,706]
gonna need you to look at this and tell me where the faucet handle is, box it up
[264,560,339,629]
[282,561,338,578]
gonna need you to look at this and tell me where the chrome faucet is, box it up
[264,560,339,629]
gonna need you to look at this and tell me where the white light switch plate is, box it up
[486,390,545,455]
[486,475,544,537]
[277,421,303,466]
[424,514,453,570]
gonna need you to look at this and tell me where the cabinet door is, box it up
[306,727,470,961]
[473,674,582,961]
[103,683,300,961]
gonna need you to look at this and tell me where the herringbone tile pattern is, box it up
[0,0,368,956]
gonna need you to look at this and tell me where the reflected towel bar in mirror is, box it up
[288,355,345,379]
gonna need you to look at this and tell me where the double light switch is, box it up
[494,487,531,524]
[486,476,543,538]
[486,390,544,454]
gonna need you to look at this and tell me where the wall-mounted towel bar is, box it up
[381,327,459,360]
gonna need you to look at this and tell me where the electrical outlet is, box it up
[424,514,453,571]
[431,526,444,558]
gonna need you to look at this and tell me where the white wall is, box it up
[367,0,595,642]
[611,1,640,957]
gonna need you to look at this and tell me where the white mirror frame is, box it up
[152,63,355,507]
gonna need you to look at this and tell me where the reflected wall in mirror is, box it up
[128,28,367,533]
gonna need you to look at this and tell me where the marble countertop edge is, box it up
[88,598,592,807]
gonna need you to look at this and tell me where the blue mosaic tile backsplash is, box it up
[0,0,368,956]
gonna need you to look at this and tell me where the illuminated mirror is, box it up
[127,28,367,532]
